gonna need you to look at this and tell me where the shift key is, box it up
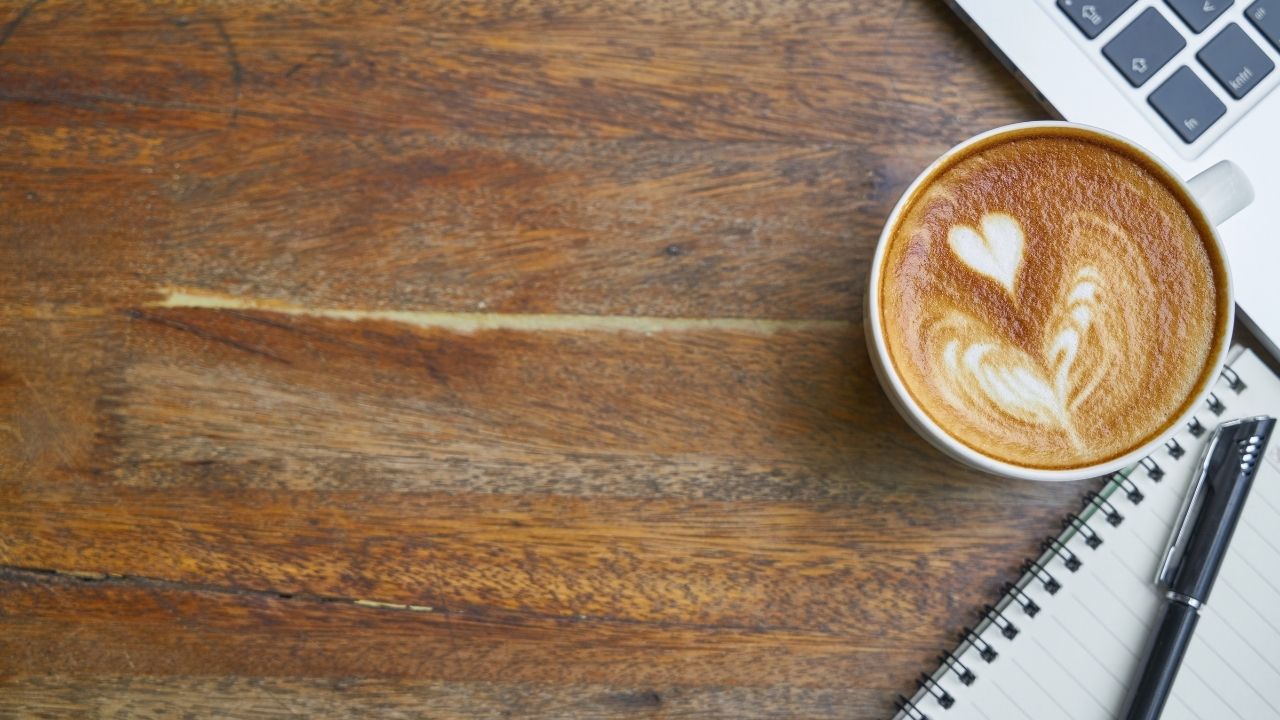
[1059,0,1137,38]
[1104,8,1187,87]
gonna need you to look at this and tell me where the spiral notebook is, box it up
[893,347,1280,720]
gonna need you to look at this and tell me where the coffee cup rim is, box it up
[867,120,1235,482]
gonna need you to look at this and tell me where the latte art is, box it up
[933,215,1142,453]
[946,212,1024,295]
[879,131,1227,469]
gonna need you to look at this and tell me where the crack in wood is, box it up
[124,308,292,363]
[151,287,852,335]
[210,17,243,126]
[1,564,358,605]
[0,0,43,52]
[0,565,840,637]
[0,90,275,120]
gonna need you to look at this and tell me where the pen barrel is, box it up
[1120,600,1200,720]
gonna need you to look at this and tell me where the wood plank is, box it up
[1,482,1065,642]
[0,130,924,317]
[0,311,1086,661]
[0,569,915,699]
[0,1,1035,142]
[0,0,1041,318]
[0,311,1087,504]
[0,675,884,719]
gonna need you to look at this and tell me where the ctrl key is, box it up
[1148,67,1227,142]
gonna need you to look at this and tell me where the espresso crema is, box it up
[879,129,1229,469]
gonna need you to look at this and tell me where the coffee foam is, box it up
[880,131,1227,469]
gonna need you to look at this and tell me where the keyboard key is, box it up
[1058,0,1138,39]
[1197,22,1274,97]
[1103,8,1187,87]
[1165,0,1233,33]
[1246,0,1280,51]
[1148,66,1227,141]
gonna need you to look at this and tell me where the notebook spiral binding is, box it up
[1039,536,1081,571]
[937,651,975,686]
[892,366,1245,719]
[1001,581,1040,616]
[894,694,927,720]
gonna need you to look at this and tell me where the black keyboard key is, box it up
[1058,0,1138,39]
[1149,66,1227,141]
[1165,0,1233,33]
[1197,23,1274,97]
[1246,0,1280,51]
[1103,8,1187,87]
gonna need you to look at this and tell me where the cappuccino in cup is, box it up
[867,123,1250,481]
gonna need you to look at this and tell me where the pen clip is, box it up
[1155,416,1274,588]
[1155,424,1225,587]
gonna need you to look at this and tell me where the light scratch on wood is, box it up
[152,287,851,335]
[354,599,435,612]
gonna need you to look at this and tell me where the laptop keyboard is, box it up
[1056,0,1280,147]
[1252,0,1280,48]
[1165,0,1232,32]
[1102,8,1186,86]
[1149,67,1228,140]
[1060,0,1138,38]
[1198,22,1275,96]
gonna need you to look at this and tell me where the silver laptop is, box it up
[949,0,1280,360]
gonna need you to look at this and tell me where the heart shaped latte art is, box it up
[937,267,1104,450]
[947,213,1024,295]
[929,213,1144,451]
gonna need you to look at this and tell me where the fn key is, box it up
[1149,67,1227,142]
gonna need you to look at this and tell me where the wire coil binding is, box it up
[1221,366,1246,393]
[1108,473,1144,504]
[937,651,975,686]
[1020,559,1060,594]
[1041,536,1082,571]
[889,363,1243,719]
[1206,391,1226,415]
[917,674,954,709]
[1062,513,1103,548]
[1002,582,1040,617]
[1187,416,1207,437]
[1139,456,1164,481]
[894,694,928,720]
[958,626,997,662]
[1083,491,1124,526]
[980,604,1018,639]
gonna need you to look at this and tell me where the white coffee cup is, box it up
[865,121,1253,482]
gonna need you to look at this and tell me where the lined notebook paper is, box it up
[894,347,1280,720]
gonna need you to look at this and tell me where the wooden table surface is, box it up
[4,1,1252,717]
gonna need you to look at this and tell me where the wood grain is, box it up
[0,0,1124,717]
[0,0,1036,318]
[1,675,886,720]
[0,311,1084,657]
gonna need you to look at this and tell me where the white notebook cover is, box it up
[895,347,1280,720]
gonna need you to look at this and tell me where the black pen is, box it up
[1119,415,1275,720]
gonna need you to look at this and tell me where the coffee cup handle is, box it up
[1187,160,1254,227]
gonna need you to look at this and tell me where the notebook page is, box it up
[1166,352,1280,719]
[897,348,1280,720]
